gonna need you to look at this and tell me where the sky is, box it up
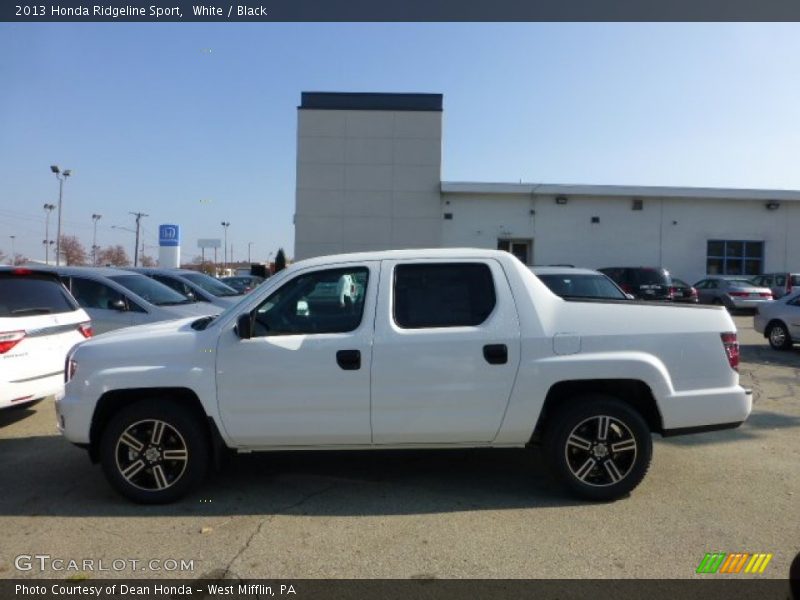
[1,23,800,264]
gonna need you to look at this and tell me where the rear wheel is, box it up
[99,400,209,504]
[544,396,652,501]
[767,321,793,351]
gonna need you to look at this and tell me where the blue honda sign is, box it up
[159,224,180,247]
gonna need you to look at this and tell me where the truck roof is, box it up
[292,248,514,269]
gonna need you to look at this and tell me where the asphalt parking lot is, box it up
[0,315,798,581]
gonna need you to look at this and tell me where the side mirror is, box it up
[625,293,635,300]
[110,299,127,311]
[236,313,252,339]
[186,290,196,300]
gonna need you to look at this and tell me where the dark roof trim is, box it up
[300,92,443,112]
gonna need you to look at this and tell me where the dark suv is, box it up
[597,267,673,301]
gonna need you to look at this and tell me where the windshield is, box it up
[108,274,193,306]
[538,274,627,300]
[182,273,241,297]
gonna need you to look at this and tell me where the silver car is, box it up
[127,268,242,309]
[693,276,773,311]
[37,266,220,334]
[754,291,800,350]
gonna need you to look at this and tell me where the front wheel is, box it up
[767,321,793,351]
[544,396,652,501]
[99,400,209,504]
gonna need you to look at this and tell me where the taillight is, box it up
[690,287,698,297]
[729,291,748,297]
[621,283,633,294]
[77,322,93,338]
[759,293,772,298]
[721,332,739,371]
[0,330,26,354]
[669,287,677,297]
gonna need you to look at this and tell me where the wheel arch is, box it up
[88,387,225,464]
[531,379,663,443]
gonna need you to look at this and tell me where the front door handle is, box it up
[336,349,361,370]
[483,344,508,365]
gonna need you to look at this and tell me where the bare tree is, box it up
[59,235,88,266]
[12,253,28,266]
[139,255,156,267]
[97,245,130,267]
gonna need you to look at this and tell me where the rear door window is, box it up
[393,263,496,329]
[0,276,77,317]
[70,277,125,310]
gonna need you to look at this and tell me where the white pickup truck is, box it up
[57,249,751,504]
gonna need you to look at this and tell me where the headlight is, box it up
[65,353,78,383]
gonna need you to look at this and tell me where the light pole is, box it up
[50,165,72,266]
[221,221,230,271]
[9,235,15,265]
[43,203,55,264]
[248,242,253,263]
[91,214,102,265]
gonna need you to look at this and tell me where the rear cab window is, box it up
[393,263,496,328]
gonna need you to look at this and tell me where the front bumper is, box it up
[55,388,94,444]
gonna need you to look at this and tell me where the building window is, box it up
[497,239,532,265]
[707,240,764,276]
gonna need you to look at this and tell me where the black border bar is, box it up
[5,0,800,22]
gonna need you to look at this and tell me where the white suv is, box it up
[0,267,91,409]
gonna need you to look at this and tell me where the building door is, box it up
[497,239,532,265]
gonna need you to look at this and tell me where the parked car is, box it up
[127,268,242,308]
[693,276,773,311]
[597,267,673,300]
[37,267,220,335]
[0,267,91,410]
[58,249,751,504]
[670,278,699,304]
[531,267,630,300]
[219,275,265,294]
[750,272,800,300]
[753,291,800,350]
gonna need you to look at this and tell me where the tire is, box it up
[99,399,209,504]
[544,395,652,501]
[767,321,793,351]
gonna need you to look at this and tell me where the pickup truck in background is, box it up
[57,249,752,504]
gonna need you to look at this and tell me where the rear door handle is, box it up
[336,349,361,370]
[483,344,508,365]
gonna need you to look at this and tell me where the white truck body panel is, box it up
[57,248,751,451]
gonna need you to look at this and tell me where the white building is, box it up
[295,92,800,283]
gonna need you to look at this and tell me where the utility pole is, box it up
[248,242,253,263]
[43,203,55,264]
[50,166,72,266]
[130,212,149,267]
[91,214,102,265]
[9,235,16,265]
[220,221,230,271]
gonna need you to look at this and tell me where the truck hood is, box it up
[86,316,205,346]
[160,302,221,318]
